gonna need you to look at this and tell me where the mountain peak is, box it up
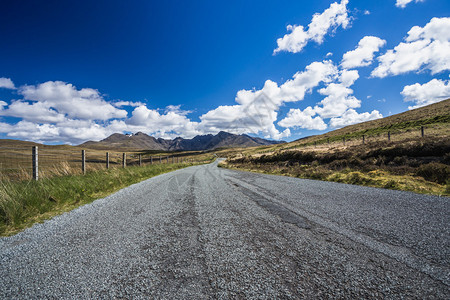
[217,131,233,137]
[82,131,284,151]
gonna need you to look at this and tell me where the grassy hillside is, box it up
[220,99,450,196]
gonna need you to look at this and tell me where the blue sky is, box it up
[0,0,449,144]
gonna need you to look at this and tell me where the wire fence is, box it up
[246,124,449,156]
[0,147,206,181]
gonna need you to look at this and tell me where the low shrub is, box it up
[416,163,450,184]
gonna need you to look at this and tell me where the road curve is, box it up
[1,159,449,298]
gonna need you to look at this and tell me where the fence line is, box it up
[250,124,447,156]
[0,147,206,181]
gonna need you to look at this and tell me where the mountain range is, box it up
[80,131,284,151]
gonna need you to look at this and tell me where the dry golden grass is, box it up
[0,141,212,181]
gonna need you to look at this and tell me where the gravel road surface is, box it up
[1,159,449,298]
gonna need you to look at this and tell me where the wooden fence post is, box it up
[388,131,391,141]
[362,135,365,144]
[106,152,110,169]
[421,126,424,137]
[139,154,142,167]
[82,150,86,175]
[159,156,162,164]
[122,153,126,168]
[32,146,38,181]
[151,156,153,165]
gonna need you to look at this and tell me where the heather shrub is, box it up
[416,163,450,184]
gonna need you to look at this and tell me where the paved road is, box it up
[1,159,449,298]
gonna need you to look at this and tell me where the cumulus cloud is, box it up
[19,81,127,120]
[401,78,450,109]
[199,60,337,139]
[0,77,15,89]
[278,107,327,130]
[274,0,350,54]
[341,36,386,69]
[278,66,382,130]
[329,109,382,128]
[126,105,201,138]
[314,83,361,118]
[5,121,61,144]
[395,0,424,9]
[312,69,360,118]
[371,17,450,77]
[198,93,290,140]
[0,100,65,123]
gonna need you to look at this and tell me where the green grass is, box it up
[0,162,202,236]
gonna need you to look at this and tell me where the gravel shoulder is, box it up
[1,159,448,298]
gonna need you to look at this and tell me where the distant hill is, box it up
[81,131,284,151]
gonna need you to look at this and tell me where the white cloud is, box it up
[278,107,327,130]
[0,100,65,123]
[199,95,290,140]
[0,122,13,132]
[274,0,350,54]
[113,101,145,107]
[314,83,361,118]
[395,0,424,9]
[329,109,382,128]
[310,69,361,119]
[19,81,128,120]
[341,36,386,69]
[278,67,380,130]
[0,77,16,89]
[339,69,359,87]
[164,104,191,115]
[401,78,450,109]
[87,105,203,140]
[372,17,450,77]
[127,105,199,137]
[364,10,371,15]
[199,60,337,139]
[5,121,61,144]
